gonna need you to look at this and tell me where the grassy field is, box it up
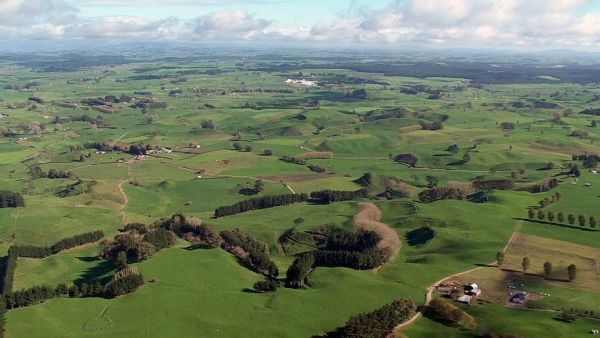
[1,49,600,337]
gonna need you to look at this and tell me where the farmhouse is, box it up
[285,79,318,87]
[465,283,482,296]
[510,292,529,304]
[458,295,472,304]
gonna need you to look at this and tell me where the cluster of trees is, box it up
[308,164,326,173]
[345,89,367,100]
[393,153,419,167]
[309,189,368,204]
[313,249,386,270]
[418,187,466,203]
[420,121,444,130]
[214,193,308,218]
[130,98,167,109]
[71,114,110,127]
[104,267,145,298]
[100,227,176,263]
[10,230,104,258]
[29,166,72,180]
[82,142,118,152]
[427,298,477,330]
[287,228,386,288]
[500,122,516,130]
[154,214,221,247]
[0,191,25,208]
[324,229,380,251]
[473,179,515,191]
[200,120,217,129]
[280,155,307,165]
[527,209,597,228]
[128,144,150,156]
[232,142,252,152]
[571,153,598,168]
[323,299,416,338]
[530,178,559,193]
[220,229,278,278]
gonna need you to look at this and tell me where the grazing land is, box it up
[0,48,600,338]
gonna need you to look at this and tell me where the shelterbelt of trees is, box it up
[214,189,369,218]
[287,228,389,288]
[0,191,25,208]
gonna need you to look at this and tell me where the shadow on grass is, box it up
[74,257,115,286]
[514,218,599,232]
[241,288,262,294]
[183,244,218,251]
[405,226,435,246]
[239,188,258,196]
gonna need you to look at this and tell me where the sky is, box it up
[1,0,600,50]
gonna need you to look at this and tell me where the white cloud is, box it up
[0,0,598,49]
[191,9,271,38]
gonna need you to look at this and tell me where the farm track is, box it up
[116,164,132,224]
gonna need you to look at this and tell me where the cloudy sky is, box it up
[1,0,600,49]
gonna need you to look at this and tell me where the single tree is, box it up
[426,175,439,189]
[544,261,553,277]
[590,216,597,228]
[547,211,555,222]
[558,212,565,223]
[522,257,530,273]
[446,144,459,156]
[496,252,505,266]
[567,264,577,281]
[578,214,586,227]
[537,210,545,221]
[568,214,576,225]
[528,208,535,219]
[254,180,264,194]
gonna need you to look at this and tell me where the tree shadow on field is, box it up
[239,188,257,196]
[183,244,218,251]
[75,256,116,285]
[242,288,262,294]
[405,226,435,246]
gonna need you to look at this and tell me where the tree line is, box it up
[320,298,416,338]
[29,166,73,179]
[519,257,577,281]
[419,187,466,203]
[11,230,104,258]
[4,267,145,310]
[310,189,368,204]
[214,193,308,218]
[526,209,597,228]
[0,191,25,208]
[220,229,279,278]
